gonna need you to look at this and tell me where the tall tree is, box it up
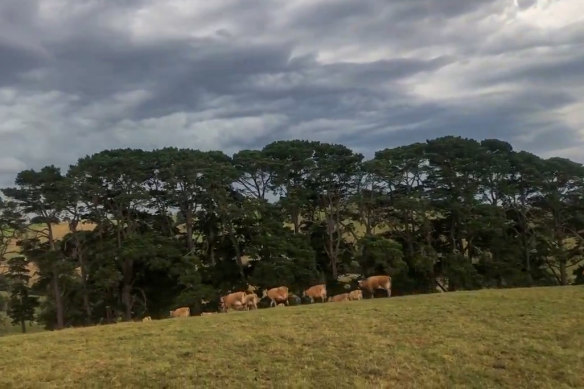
[0,198,25,261]
[369,143,430,260]
[232,149,275,200]
[149,148,229,253]
[2,166,69,329]
[68,150,150,321]
[311,143,363,279]
[264,140,319,234]
[535,158,584,285]
[503,150,544,284]
[6,256,39,333]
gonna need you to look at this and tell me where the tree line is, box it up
[1,136,583,332]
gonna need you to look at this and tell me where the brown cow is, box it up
[328,293,349,302]
[262,286,289,307]
[348,289,363,301]
[220,291,247,312]
[358,275,391,298]
[169,307,190,318]
[303,284,327,303]
[244,293,260,310]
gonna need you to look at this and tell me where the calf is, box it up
[244,293,260,310]
[348,289,363,301]
[358,275,391,298]
[169,307,190,318]
[262,286,289,307]
[303,284,327,303]
[328,293,349,302]
[142,316,152,322]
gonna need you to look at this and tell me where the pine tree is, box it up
[6,256,38,333]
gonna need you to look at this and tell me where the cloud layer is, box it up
[1,0,583,185]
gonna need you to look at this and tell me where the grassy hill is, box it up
[0,286,582,388]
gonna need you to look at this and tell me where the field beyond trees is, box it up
[1,286,583,388]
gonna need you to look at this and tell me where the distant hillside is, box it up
[0,222,97,285]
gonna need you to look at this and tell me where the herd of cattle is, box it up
[164,275,392,320]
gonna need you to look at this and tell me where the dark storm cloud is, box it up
[0,0,583,186]
[481,53,584,87]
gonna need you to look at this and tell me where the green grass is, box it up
[0,314,44,337]
[1,287,583,388]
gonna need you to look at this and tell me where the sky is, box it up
[1,0,583,186]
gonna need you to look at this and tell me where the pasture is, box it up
[0,286,583,388]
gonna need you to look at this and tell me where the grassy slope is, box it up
[1,287,583,388]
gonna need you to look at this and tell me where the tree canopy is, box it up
[1,136,583,329]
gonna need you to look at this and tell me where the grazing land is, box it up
[0,286,583,388]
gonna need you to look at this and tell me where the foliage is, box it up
[5,256,39,333]
[1,137,584,328]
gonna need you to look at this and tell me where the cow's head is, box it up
[357,279,365,288]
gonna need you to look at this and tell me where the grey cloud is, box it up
[0,0,583,187]
[482,53,584,87]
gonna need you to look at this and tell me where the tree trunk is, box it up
[365,219,372,236]
[324,212,338,280]
[325,233,338,279]
[52,274,65,330]
[122,256,134,321]
[226,222,246,280]
[122,282,132,321]
[46,223,65,330]
[78,253,92,323]
[204,225,217,266]
[406,235,414,260]
[21,319,26,334]
[559,259,567,286]
[292,208,300,234]
[523,237,533,285]
[70,227,92,323]
[185,207,194,251]
[330,254,338,279]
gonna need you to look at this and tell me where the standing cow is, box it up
[220,291,247,312]
[303,284,327,303]
[262,286,289,307]
[358,275,391,298]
